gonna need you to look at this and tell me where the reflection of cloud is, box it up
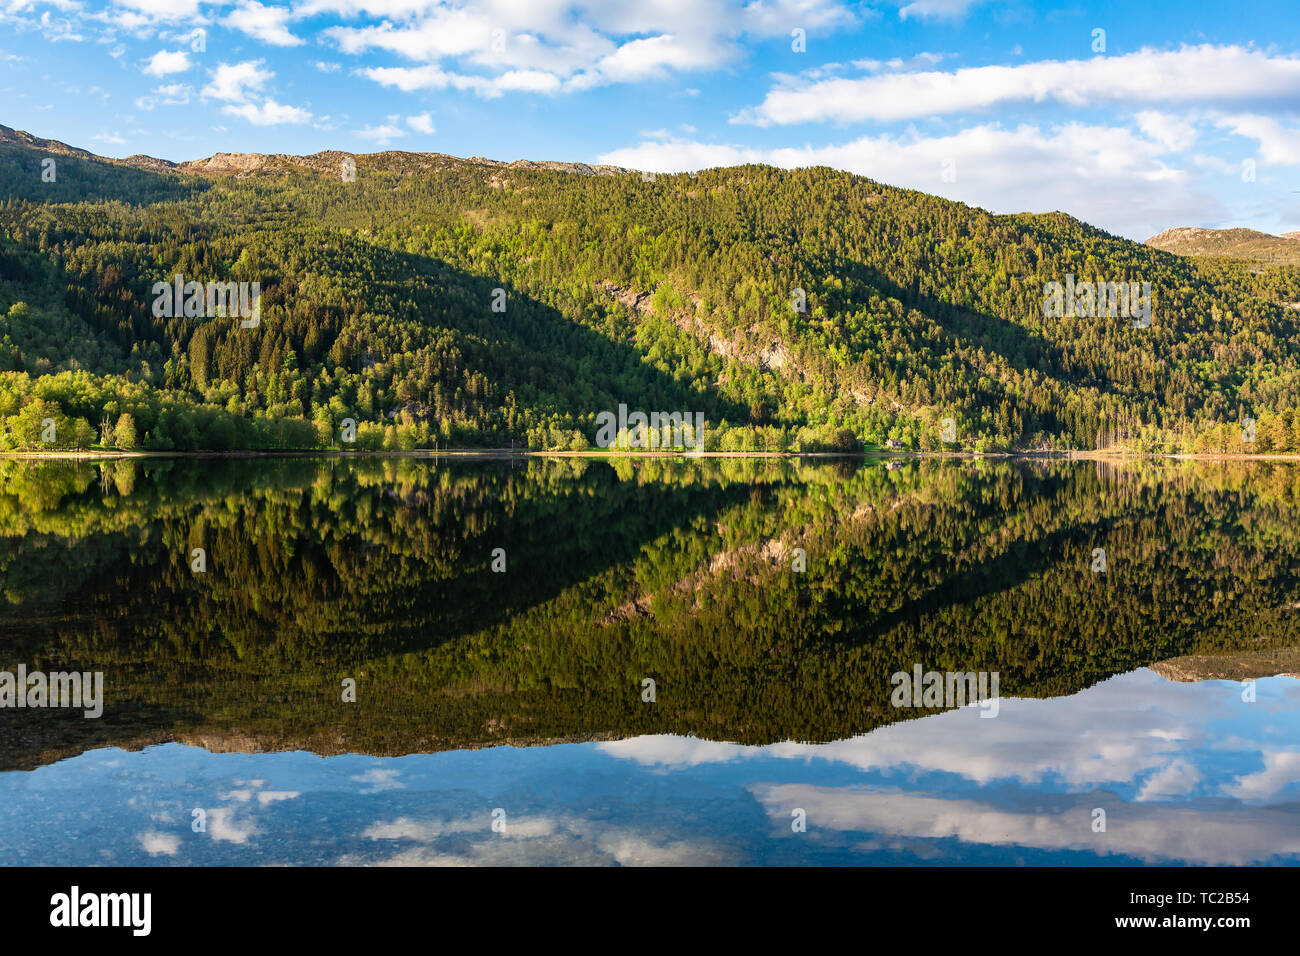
[600,736,749,767]
[1136,760,1201,802]
[595,832,730,866]
[348,813,733,867]
[138,831,180,856]
[751,784,1300,866]
[361,815,552,841]
[1223,751,1300,802]
[205,779,297,843]
[207,807,259,844]
[258,790,299,805]
[351,768,404,793]
[601,670,1291,802]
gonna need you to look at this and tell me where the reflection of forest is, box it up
[3,456,1299,770]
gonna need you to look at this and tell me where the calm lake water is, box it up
[2,455,1299,865]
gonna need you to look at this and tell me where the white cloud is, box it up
[325,14,500,61]
[135,82,191,109]
[356,121,406,144]
[223,1,303,47]
[292,0,445,16]
[222,98,313,125]
[329,0,856,97]
[358,64,561,98]
[141,49,191,76]
[897,0,985,19]
[1217,114,1300,166]
[111,0,204,18]
[406,112,434,134]
[35,10,83,41]
[1135,110,1199,152]
[202,59,274,102]
[580,33,725,85]
[741,0,860,33]
[735,45,1300,126]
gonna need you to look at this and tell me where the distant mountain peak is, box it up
[0,122,96,160]
[175,148,629,179]
[0,123,633,181]
[1146,226,1300,263]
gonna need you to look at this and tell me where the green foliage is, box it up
[2,145,1300,452]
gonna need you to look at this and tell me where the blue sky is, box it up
[2,0,1299,239]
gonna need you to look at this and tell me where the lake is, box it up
[2,455,1298,865]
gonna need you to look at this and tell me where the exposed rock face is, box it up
[502,158,626,176]
[0,123,96,159]
[1146,226,1279,248]
[596,281,898,409]
[1145,226,1300,263]
[180,151,270,174]
[1150,647,1300,683]
[178,149,629,180]
[120,154,177,172]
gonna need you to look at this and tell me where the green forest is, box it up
[3,138,1300,453]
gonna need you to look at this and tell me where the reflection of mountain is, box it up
[1150,647,1300,682]
[5,456,1300,770]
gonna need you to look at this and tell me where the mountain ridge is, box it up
[1,123,629,179]
[1145,225,1300,263]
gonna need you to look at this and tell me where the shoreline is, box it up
[5,449,1300,462]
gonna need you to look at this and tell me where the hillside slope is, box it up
[3,125,1300,454]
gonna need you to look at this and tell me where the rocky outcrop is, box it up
[0,122,97,159]
[1150,647,1300,683]
[1145,226,1300,263]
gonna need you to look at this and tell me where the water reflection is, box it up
[1,669,1296,865]
[2,455,1300,864]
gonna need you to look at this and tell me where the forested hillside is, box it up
[3,125,1300,453]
